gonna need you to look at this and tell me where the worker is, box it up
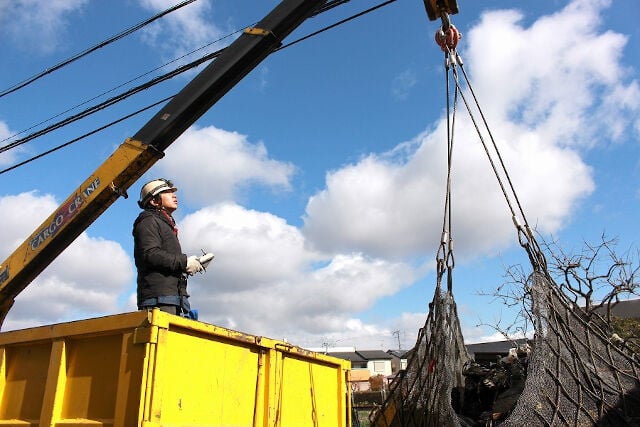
[132,178,212,318]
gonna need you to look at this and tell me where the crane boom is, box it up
[0,0,327,328]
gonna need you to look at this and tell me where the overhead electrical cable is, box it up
[1,0,363,147]
[280,0,397,51]
[0,98,171,176]
[313,0,354,16]
[0,47,225,155]
[0,0,397,173]
[0,28,244,145]
[0,0,198,99]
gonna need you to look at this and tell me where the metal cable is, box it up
[0,0,198,99]
[446,50,547,270]
[0,29,244,146]
[0,0,397,172]
[455,55,547,269]
[277,0,397,51]
[448,56,518,220]
[457,63,530,232]
[437,51,458,290]
[0,97,171,175]
[0,48,224,155]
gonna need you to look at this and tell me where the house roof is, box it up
[328,349,393,362]
[357,350,393,360]
[465,338,529,354]
[387,349,411,358]
[592,298,640,319]
[330,352,368,363]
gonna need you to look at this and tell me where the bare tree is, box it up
[479,233,640,350]
[544,233,639,321]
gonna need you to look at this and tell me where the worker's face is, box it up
[156,190,178,212]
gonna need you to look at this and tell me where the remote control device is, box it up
[198,252,214,269]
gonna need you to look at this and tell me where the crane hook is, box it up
[435,24,461,52]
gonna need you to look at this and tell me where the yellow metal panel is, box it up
[113,332,146,427]
[60,335,121,421]
[0,311,351,426]
[141,330,156,426]
[252,348,268,427]
[0,348,5,414]
[148,325,261,425]
[0,341,50,422]
[0,311,151,346]
[39,339,66,426]
[278,354,347,427]
[0,421,33,426]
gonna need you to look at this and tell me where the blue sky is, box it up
[0,0,638,350]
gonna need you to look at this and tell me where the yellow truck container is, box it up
[0,309,352,426]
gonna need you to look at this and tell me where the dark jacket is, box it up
[133,209,187,307]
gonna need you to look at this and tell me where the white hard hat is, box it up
[138,178,177,208]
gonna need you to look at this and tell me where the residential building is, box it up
[307,346,393,390]
[386,349,410,374]
[465,338,529,365]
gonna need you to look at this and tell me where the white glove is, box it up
[186,255,204,275]
[198,252,214,270]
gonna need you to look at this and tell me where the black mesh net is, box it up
[370,270,640,426]
[371,277,471,427]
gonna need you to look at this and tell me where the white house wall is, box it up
[368,360,393,377]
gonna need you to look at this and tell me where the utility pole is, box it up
[392,330,401,350]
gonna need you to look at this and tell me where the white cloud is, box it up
[0,192,134,331]
[137,0,227,62]
[0,191,58,251]
[391,69,418,100]
[303,0,637,263]
[0,121,27,167]
[0,0,88,54]
[465,0,637,147]
[178,202,315,290]
[160,125,295,205]
[172,203,416,346]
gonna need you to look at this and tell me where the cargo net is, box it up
[371,270,640,426]
[499,270,640,426]
[371,276,471,427]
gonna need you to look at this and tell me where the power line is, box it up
[0,29,242,146]
[0,47,224,156]
[0,98,170,175]
[0,0,198,99]
[278,0,397,51]
[0,0,399,173]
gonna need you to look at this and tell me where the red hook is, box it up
[435,25,461,52]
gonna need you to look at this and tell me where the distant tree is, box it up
[369,374,385,391]
[480,233,639,343]
[611,316,640,354]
